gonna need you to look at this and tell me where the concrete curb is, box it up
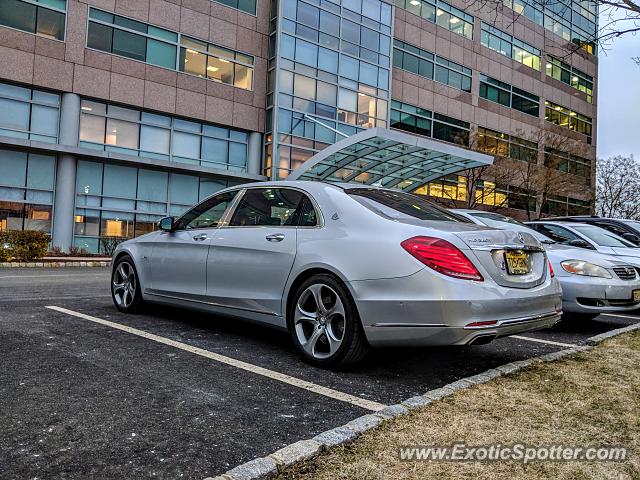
[0,261,111,268]
[586,321,640,345]
[205,322,640,480]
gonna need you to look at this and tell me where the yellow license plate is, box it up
[634,290,640,302]
[505,251,529,275]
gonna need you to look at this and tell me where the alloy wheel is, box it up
[294,283,346,359]
[112,261,137,309]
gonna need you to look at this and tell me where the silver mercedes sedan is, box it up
[111,181,562,366]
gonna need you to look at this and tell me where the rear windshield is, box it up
[470,213,554,243]
[348,188,469,223]
[572,224,638,248]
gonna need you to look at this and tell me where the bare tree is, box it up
[596,155,640,219]
[597,0,640,45]
[463,129,592,219]
[535,131,592,218]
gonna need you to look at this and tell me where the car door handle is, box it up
[266,233,285,242]
[192,233,208,241]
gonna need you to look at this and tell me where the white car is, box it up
[527,221,640,268]
[456,210,640,320]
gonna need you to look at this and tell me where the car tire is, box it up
[111,255,145,313]
[288,273,369,367]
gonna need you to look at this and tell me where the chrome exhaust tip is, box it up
[468,334,496,346]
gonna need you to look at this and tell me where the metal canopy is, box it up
[287,127,494,192]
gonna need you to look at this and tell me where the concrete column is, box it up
[247,131,263,176]
[51,93,81,252]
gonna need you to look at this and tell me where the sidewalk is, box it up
[1,257,112,268]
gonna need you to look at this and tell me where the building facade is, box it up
[0,0,597,252]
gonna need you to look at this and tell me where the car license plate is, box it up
[634,290,640,302]
[505,250,529,275]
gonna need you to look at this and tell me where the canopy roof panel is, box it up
[287,127,494,192]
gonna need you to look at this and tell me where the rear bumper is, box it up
[350,269,563,347]
[364,312,561,347]
[559,275,640,314]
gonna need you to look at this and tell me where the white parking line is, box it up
[45,305,386,412]
[600,313,640,321]
[510,335,578,348]
[2,295,112,302]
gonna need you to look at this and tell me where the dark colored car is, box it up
[541,216,640,246]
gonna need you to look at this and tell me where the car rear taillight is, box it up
[548,260,555,278]
[401,236,484,281]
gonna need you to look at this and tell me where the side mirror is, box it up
[159,216,175,232]
[567,239,591,249]
[621,232,640,245]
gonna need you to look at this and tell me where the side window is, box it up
[296,196,319,227]
[598,222,627,237]
[175,191,238,230]
[538,224,580,242]
[229,188,313,226]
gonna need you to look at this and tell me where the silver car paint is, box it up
[113,181,563,346]
[528,221,640,265]
[457,211,640,314]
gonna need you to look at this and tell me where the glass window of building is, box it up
[390,100,470,146]
[212,0,257,15]
[413,175,468,202]
[267,0,393,178]
[79,99,249,171]
[479,75,540,117]
[476,127,538,163]
[0,148,55,233]
[179,37,254,90]
[474,182,535,211]
[0,81,60,143]
[0,0,66,41]
[501,0,596,55]
[480,23,541,70]
[394,0,473,39]
[74,160,239,253]
[393,40,472,92]
[544,101,592,143]
[473,180,508,207]
[87,8,254,90]
[546,56,594,103]
[88,8,178,69]
[544,147,592,178]
[542,194,591,215]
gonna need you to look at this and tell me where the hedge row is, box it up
[0,230,49,262]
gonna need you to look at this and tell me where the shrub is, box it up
[0,230,50,262]
[68,245,89,257]
[100,237,125,256]
[0,236,10,262]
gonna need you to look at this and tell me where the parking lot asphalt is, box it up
[1,268,638,479]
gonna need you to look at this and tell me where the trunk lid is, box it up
[387,218,548,288]
[453,229,547,289]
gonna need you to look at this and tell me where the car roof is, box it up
[527,220,576,225]
[542,215,599,221]
[543,216,640,225]
[214,180,413,199]
[452,209,476,214]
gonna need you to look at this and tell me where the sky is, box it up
[597,31,640,160]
